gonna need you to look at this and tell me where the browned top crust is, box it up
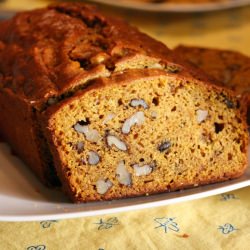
[174,45,250,97]
[0,2,193,109]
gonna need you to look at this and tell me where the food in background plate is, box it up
[0,3,248,202]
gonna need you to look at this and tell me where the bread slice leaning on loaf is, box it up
[0,3,248,202]
[174,45,250,127]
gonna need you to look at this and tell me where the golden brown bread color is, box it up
[174,45,250,96]
[0,2,204,186]
[0,3,248,201]
[174,45,250,127]
[43,69,248,202]
[0,2,186,185]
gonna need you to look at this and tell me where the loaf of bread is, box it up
[0,2,193,186]
[0,3,248,202]
[174,45,250,127]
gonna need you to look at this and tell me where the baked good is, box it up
[43,69,248,202]
[174,45,250,127]
[0,3,248,202]
[0,2,182,186]
[173,45,250,96]
[0,2,206,187]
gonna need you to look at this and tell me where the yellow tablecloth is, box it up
[0,1,250,249]
[1,187,250,250]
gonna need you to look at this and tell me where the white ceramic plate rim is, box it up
[88,0,250,12]
[0,142,249,221]
[1,180,250,222]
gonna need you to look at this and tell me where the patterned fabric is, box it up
[0,188,250,249]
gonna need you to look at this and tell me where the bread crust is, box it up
[0,88,58,185]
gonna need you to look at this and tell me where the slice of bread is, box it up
[174,45,250,127]
[42,69,248,202]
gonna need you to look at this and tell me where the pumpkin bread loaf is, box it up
[0,3,248,202]
[0,2,187,186]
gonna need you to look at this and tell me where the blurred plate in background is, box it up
[88,0,250,12]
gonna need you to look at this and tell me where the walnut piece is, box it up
[88,151,100,165]
[96,179,113,195]
[106,135,127,151]
[196,109,208,124]
[122,111,145,134]
[74,123,101,143]
[130,99,149,109]
[116,160,132,186]
[132,163,155,176]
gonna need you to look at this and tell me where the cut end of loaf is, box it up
[46,72,248,202]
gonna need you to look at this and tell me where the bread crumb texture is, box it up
[48,74,247,202]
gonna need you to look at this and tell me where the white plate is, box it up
[0,142,249,221]
[88,0,250,12]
